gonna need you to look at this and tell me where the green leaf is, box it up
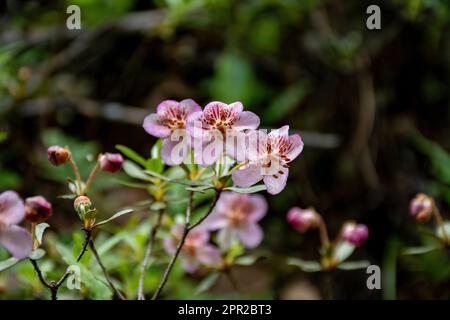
[0,131,8,143]
[287,257,322,272]
[195,272,220,295]
[402,245,443,255]
[79,264,112,299]
[123,160,153,182]
[337,260,370,270]
[57,194,77,200]
[145,158,165,174]
[94,208,134,228]
[333,241,355,263]
[224,185,266,193]
[116,145,147,167]
[235,255,260,266]
[150,202,165,211]
[151,139,163,159]
[0,257,19,272]
[436,222,450,242]
[29,249,46,260]
[35,223,50,245]
[113,179,149,189]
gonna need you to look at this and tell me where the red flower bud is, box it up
[342,222,369,247]
[25,196,52,223]
[287,207,320,233]
[99,153,124,173]
[47,146,70,166]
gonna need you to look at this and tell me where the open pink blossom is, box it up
[0,191,32,259]
[202,192,268,249]
[143,99,201,165]
[164,224,221,273]
[186,101,260,166]
[232,126,303,195]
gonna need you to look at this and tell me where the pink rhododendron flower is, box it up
[143,99,201,165]
[341,223,369,247]
[232,126,303,195]
[186,101,260,166]
[0,191,32,259]
[164,224,221,273]
[286,207,319,233]
[202,192,268,249]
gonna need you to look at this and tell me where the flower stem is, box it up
[83,162,99,194]
[31,222,38,250]
[69,156,82,195]
[137,208,165,300]
[318,216,330,248]
[89,239,126,300]
[152,190,221,300]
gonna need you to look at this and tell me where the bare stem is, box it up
[89,239,126,300]
[69,156,82,194]
[30,259,53,291]
[318,216,330,248]
[137,208,165,300]
[83,162,99,194]
[188,191,221,231]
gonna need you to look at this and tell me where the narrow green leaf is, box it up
[225,185,266,193]
[195,272,220,295]
[29,249,46,260]
[402,245,442,255]
[287,257,322,272]
[116,145,147,167]
[94,208,134,228]
[57,194,77,200]
[123,160,153,182]
[0,257,19,272]
[235,255,259,266]
[337,260,370,270]
[333,241,355,263]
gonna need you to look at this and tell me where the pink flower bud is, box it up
[99,153,124,173]
[25,196,52,223]
[409,193,434,222]
[286,207,320,233]
[47,146,70,166]
[342,223,369,247]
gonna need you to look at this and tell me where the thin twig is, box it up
[49,229,92,300]
[30,259,53,290]
[89,240,126,300]
[152,191,221,300]
[84,162,99,194]
[137,208,165,300]
[69,157,82,194]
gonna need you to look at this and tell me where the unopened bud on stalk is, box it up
[99,153,124,173]
[286,207,320,233]
[47,146,70,166]
[25,196,52,223]
[410,193,434,222]
[74,196,96,230]
[341,222,369,247]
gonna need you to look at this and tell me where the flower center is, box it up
[183,238,198,256]
[202,106,239,133]
[160,106,187,130]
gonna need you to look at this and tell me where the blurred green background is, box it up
[1,0,450,299]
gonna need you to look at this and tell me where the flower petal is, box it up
[156,100,179,114]
[247,194,268,223]
[181,256,200,273]
[263,168,289,195]
[180,99,201,114]
[232,163,263,188]
[196,244,221,267]
[285,134,304,162]
[0,225,32,259]
[217,228,236,250]
[161,135,190,166]
[186,111,205,139]
[228,101,243,113]
[237,223,263,249]
[0,191,25,226]
[163,237,176,255]
[143,114,170,138]
[234,111,260,131]
[201,212,229,231]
